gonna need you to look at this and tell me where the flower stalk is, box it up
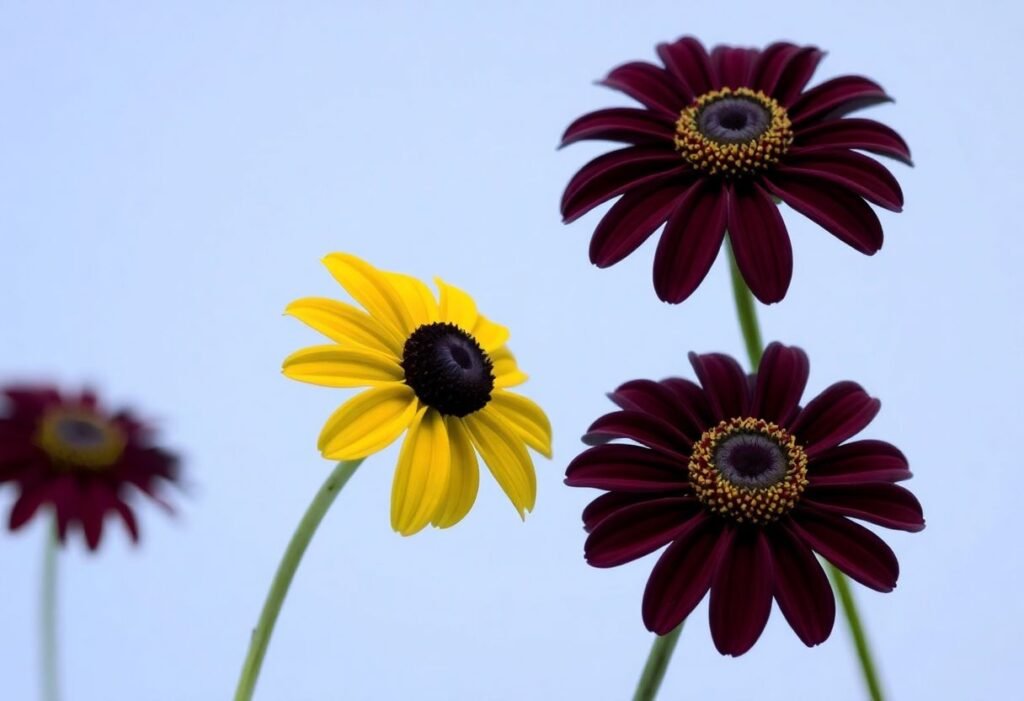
[632,624,683,701]
[41,515,60,701]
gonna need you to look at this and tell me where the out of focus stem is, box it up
[726,241,884,701]
[632,623,683,701]
[233,458,363,701]
[41,516,60,701]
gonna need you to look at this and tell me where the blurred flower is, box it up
[565,343,923,655]
[0,386,179,550]
[560,37,910,304]
[283,253,552,536]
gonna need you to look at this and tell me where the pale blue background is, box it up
[1,2,1020,699]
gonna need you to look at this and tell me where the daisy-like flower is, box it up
[283,253,552,536]
[565,343,923,655]
[560,37,911,304]
[0,386,179,550]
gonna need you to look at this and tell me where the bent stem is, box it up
[726,241,885,701]
[41,515,60,701]
[233,459,363,701]
[632,623,683,701]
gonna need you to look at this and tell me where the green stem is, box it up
[726,243,885,701]
[41,515,60,701]
[632,623,683,701]
[233,459,363,701]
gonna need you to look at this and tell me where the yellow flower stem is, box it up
[233,458,363,701]
[632,623,683,701]
[726,240,885,701]
[41,515,60,701]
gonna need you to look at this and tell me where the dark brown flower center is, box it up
[688,417,808,524]
[36,409,126,470]
[674,88,793,177]
[401,322,494,417]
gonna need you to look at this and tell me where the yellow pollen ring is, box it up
[674,87,793,177]
[35,409,127,470]
[688,417,808,524]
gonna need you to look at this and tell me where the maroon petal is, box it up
[586,497,702,567]
[804,483,925,532]
[790,381,880,458]
[642,513,726,634]
[797,118,912,165]
[791,506,899,591]
[589,185,683,267]
[600,61,688,115]
[709,527,774,655]
[561,108,676,148]
[688,352,750,421]
[711,46,757,88]
[583,410,691,458]
[582,491,656,532]
[770,521,835,646]
[790,76,891,125]
[726,181,793,304]
[652,179,728,303]
[764,173,883,254]
[112,500,139,542]
[3,387,61,420]
[48,474,79,542]
[656,36,714,99]
[562,146,690,223]
[660,378,714,428]
[610,379,705,442]
[79,482,111,550]
[752,342,809,425]
[754,44,824,105]
[565,444,688,492]
[809,440,912,485]
[782,149,904,211]
[9,484,51,529]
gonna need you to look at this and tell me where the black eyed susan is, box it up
[283,253,552,536]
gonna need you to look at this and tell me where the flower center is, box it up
[36,409,127,470]
[688,417,808,524]
[674,88,793,177]
[401,322,495,417]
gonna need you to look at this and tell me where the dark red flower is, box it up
[560,37,911,304]
[565,343,923,655]
[0,386,179,550]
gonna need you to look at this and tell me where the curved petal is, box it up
[318,384,418,460]
[726,181,793,304]
[583,410,692,458]
[472,315,510,353]
[589,184,684,268]
[565,444,688,492]
[391,408,451,535]
[660,378,714,428]
[804,483,925,532]
[491,346,528,388]
[435,277,479,333]
[753,44,824,104]
[642,513,727,634]
[609,379,705,443]
[796,118,912,165]
[322,253,414,338]
[560,108,675,148]
[688,352,750,421]
[582,491,658,533]
[585,497,701,567]
[752,342,810,426]
[653,179,728,304]
[790,75,892,125]
[432,417,480,529]
[656,36,714,99]
[282,345,404,388]
[709,527,774,655]
[770,521,836,646]
[808,440,912,485]
[561,146,690,224]
[764,172,883,254]
[285,297,404,356]
[791,506,899,591]
[488,390,552,458]
[382,271,438,329]
[711,46,757,89]
[9,483,50,530]
[790,381,880,458]
[600,61,688,115]
[465,408,537,517]
[782,149,904,211]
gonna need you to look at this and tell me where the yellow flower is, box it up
[283,253,553,536]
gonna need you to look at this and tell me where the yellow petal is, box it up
[283,345,404,388]
[383,271,438,331]
[473,315,510,353]
[491,346,528,388]
[432,416,480,528]
[488,390,553,458]
[436,277,478,333]
[391,407,450,535]
[318,384,418,460]
[464,409,537,518]
[323,253,414,338]
[285,297,404,356]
